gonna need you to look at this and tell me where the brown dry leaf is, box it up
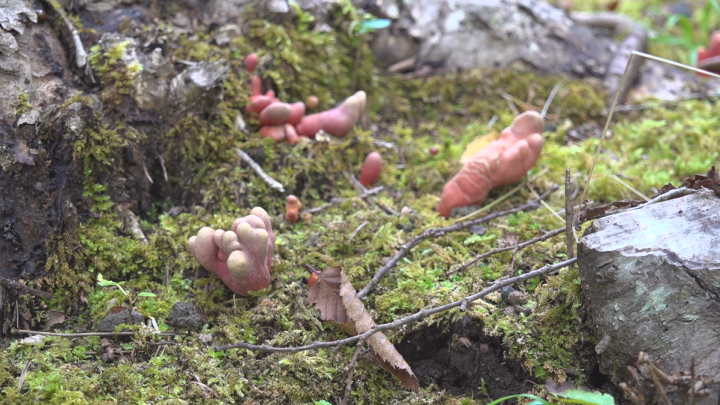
[337,270,420,392]
[307,266,420,392]
[110,306,127,314]
[361,351,421,393]
[656,166,720,198]
[578,199,643,222]
[43,310,66,331]
[307,266,356,335]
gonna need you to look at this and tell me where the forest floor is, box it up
[1,1,719,404]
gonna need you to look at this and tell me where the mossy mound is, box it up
[2,4,719,404]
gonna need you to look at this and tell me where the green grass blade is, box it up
[487,394,555,405]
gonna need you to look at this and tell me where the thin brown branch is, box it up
[650,366,672,405]
[349,221,369,241]
[158,153,168,182]
[12,329,178,337]
[214,257,576,352]
[304,186,385,215]
[350,176,399,216]
[358,185,559,297]
[0,278,54,299]
[619,383,644,405]
[565,169,576,259]
[17,360,31,391]
[638,352,672,405]
[445,227,564,277]
[340,338,366,405]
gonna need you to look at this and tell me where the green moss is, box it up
[87,39,142,107]
[16,91,31,115]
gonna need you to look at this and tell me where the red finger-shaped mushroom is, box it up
[245,53,258,73]
[295,91,366,138]
[437,111,544,218]
[258,102,292,126]
[260,125,286,142]
[286,102,306,125]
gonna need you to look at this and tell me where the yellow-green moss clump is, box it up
[4,3,720,404]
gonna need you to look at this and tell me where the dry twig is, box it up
[631,351,720,404]
[214,257,576,352]
[349,221,370,241]
[236,148,285,192]
[17,360,31,391]
[358,185,558,298]
[340,338,366,405]
[444,227,564,276]
[350,176,399,216]
[565,169,575,259]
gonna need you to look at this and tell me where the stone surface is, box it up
[578,189,720,405]
[97,309,145,332]
[167,302,207,330]
[369,0,617,77]
[367,0,720,103]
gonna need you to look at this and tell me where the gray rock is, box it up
[167,302,207,330]
[368,0,720,103]
[0,0,38,34]
[578,189,720,405]
[370,0,613,75]
[97,309,145,332]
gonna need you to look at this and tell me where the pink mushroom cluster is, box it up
[245,53,367,143]
[188,207,275,296]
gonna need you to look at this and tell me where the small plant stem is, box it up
[340,338,366,405]
[565,169,575,259]
[236,148,285,192]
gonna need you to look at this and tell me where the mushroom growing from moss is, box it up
[243,52,366,142]
[295,91,367,138]
[437,111,544,217]
[188,207,275,295]
[358,151,383,187]
[285,195,302,223]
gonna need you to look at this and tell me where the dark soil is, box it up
[398,316,531,402]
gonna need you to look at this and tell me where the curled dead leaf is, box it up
[306,265,420,392]
[657,165,720,198]
[42,309,66,331]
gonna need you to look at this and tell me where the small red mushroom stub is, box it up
[359,152,383,187]
[285,195,302,223]
[245,53,258,73]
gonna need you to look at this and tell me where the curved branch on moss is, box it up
[214,257,576,352]
[444,226,565,277]
[357,185,559,298]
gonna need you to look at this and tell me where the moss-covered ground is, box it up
[2,3,720,404]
